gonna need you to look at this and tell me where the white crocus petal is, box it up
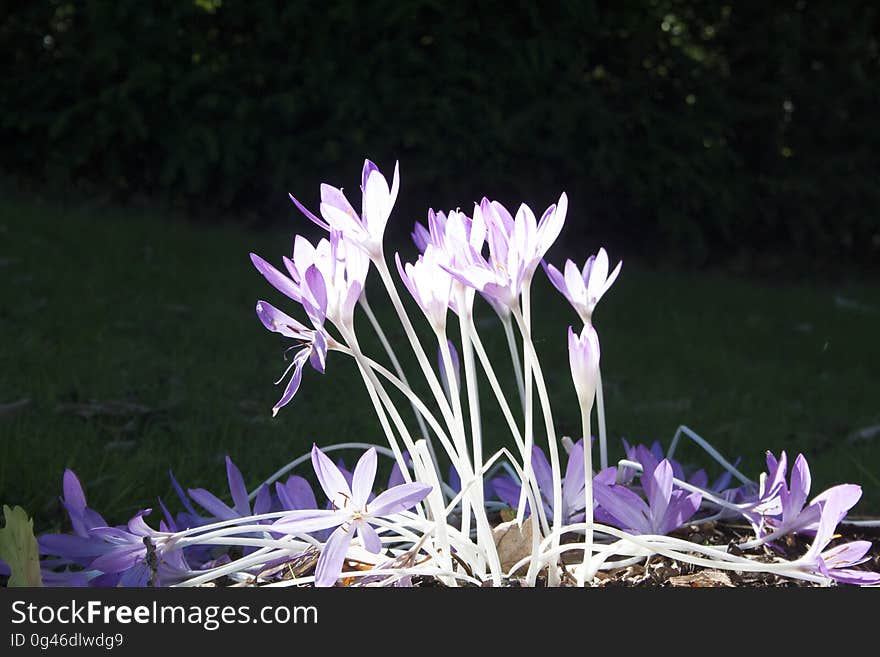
[585,248,610,306]
[563,259,587,309]
[321,202,367,242]
[293,235,317,273]
[568,325,601,408]
[363,168,392,238]
[320,183,357,218]
[538,192,567,257]
[601,259,623,299]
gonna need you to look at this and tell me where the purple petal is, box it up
[309,330,327,373]
[562,438,587,513]
[351,448,378,508]
[289,193,330,231]
[542,261,568,296]
[784,454,811,521]
[169,469,199,518]
[39,534,107,560]
[311,445,353,509]
[188,488,237,521]
[62,469,87,515]
[646,460,674,530]
[272,510,344,535]
[303,265,328,326]
[253,484,272,516]
[255,300,310,339]
[250,253,302,302]
[272,356,305,417]
[369,483,431,517]
[89,545,145,575]
[314,525,353,587]
[358,522,382,553]
[276,476,318,510]
[490,476,523,510]
[530,446,553,505]
[593,483,651,534]
[663,491,702,534]
[810,484,862,549]
[225,457,250,517]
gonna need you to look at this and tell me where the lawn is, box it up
[2,193,879,532]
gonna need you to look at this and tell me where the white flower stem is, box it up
[372,255,457,432]
[578,406,594,587]
[667,425,753,486]
[437,330,473,543]
[595,366,609,470]
[518,290,536,527]
[359,294,434,453]
[466,321,550,540]
[512,301,563,587]
[501,314,526,412]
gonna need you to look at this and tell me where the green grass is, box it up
[2,194,879,533]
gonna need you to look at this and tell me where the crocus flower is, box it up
[255,300,328,416]
[252,233,367,330]
[273,446,431,587]
[491,439,589,526]
[543,248,622,325]
[800,485,880,585]
[291,159,399,259]
[395,245,456,331]
[593,458,702,535]
[745,451,861,540]
[87,510,192,587]
[442,195,567,314]
[568,324,600,411]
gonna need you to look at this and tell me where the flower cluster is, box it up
[4,158,877,588]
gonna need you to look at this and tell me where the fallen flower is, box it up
[273,446,431,587]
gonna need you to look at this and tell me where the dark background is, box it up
[3,0,880,270]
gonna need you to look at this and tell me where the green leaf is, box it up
[0,505,43,587]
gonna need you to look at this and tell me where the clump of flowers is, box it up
[4,159,878,588]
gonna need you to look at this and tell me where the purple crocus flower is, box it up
[745,451,861,540]
[273,446,431,587]
[593,458,702,535]
[291,159,399,259]
[543,248,622,325]
[87,511,191,587]
[188,456,272,523]
[255,300,328,416]
[441,195,567,315]
[491,439,589,526]
[568,324,600,410]
[801,486,880,586]
[395,245,456,330]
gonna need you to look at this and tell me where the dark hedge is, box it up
[3,1,879,264]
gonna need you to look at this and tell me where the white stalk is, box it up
[360,294,434,454]
[512,303,564,587]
